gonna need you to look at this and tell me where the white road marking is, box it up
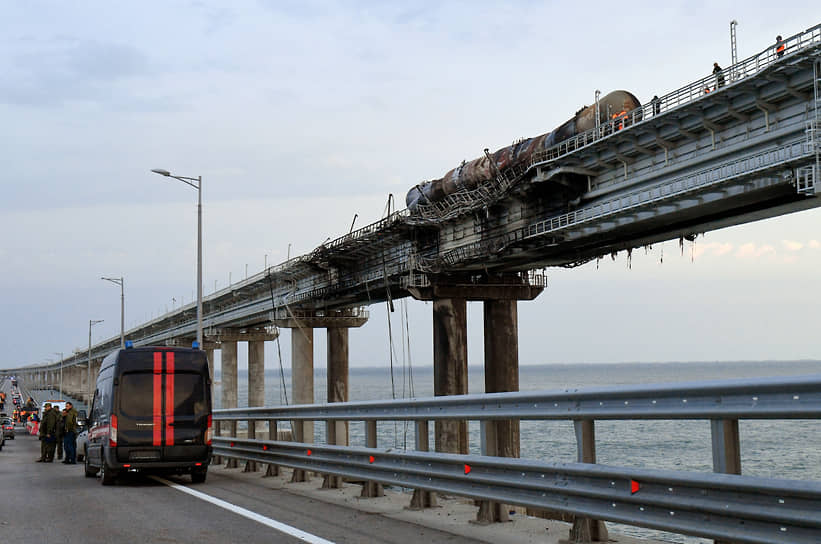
[151,476,336,544]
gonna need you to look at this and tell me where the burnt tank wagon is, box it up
[406,90,641,210]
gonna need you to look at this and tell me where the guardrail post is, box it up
[264,419,279,477]
[711,418,741,544]
[409,420,436,509]
[567,420,608,543]
[711,418,741,475]
[360,420,384,498]
[244,418,257,472]
[212,417,222,464]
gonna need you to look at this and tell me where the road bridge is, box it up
[2,22,821,544]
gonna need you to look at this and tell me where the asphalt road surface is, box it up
[0,430,487,544]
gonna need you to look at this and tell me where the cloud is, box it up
[810,240,820,249]
[782,240,804,251]
[734,243,776,258]
[692,242,733,258]
[0,38,154,108]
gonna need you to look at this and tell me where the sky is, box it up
[2,2,820,377]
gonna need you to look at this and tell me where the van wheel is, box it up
[100,461,117,486]
[84,456,98,478]
[191,469,208,484]
[191,469,207,484]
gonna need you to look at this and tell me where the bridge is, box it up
[2,22,821,544]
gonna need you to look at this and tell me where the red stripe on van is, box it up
[153,352,163,446]
[165,352,175,446]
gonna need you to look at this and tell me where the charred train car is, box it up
[406,90,641,211]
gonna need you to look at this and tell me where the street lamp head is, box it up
[151,168,171,176]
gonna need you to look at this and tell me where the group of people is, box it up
[706,35,786,94]
[36,401,79,464]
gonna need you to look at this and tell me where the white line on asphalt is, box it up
[151,476,336,544]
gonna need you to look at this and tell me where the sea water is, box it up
[218,360,821,543]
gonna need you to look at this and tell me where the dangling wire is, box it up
[275,332,288,406]
[265,272,289,407]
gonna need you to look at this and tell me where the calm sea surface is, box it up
[213,360,821,543]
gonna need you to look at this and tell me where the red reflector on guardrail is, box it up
[464,464,471,475]
[631,480,640,494]
[369,456,375,463]
[307,449,312,456]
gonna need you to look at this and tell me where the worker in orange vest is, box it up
[776,35,785,57]
[612,110,627,131]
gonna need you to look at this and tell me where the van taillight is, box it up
[205,415,212,445]
[109,414,118,447]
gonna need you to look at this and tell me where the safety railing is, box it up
[523,138,814,240]
[409,23,821,226]
[529,23,821,170]
[213,374,821,544]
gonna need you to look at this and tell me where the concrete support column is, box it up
[244,340,266,472]
[323,327,349,489]
[477,299,519,524]
[221,341,239,468]
[291,327,314,482]
[433,297,468,454]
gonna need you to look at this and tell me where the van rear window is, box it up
[119,372,208,418]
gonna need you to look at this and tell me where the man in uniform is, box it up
[55,408,66,460]
[37,403,51,462]
[40,403,59,462]
[63,401,79,465]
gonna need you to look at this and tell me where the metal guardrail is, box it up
[213,375,821,543]
[213,439,821,544]
[214,374,821,421]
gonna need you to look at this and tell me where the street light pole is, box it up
[101,276,125,348]
[151,168,203,348]
[88,319,104,408]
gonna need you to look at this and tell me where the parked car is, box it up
[1,417,14,440]
[76,429,88,462]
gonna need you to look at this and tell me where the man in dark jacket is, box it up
[37,404,48,462]
[41,403,59,462]
[55,408,66,460]
[63,402,79,465]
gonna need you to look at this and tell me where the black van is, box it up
[85,345,212,485]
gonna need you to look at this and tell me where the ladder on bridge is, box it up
[798,59,821,194]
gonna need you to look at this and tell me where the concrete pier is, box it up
[324,327,349,489]
[432,297,469,454]
[291,325,314,482]
[246,339,266,472]
[221,340,239,468]
[272,309,369,484]
[477,298,520,524]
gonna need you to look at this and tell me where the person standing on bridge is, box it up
[713,62,725,90]
[38,403,58,462]
[62,401,78,465]
[55,408,66,460]
[776,35,785,57]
